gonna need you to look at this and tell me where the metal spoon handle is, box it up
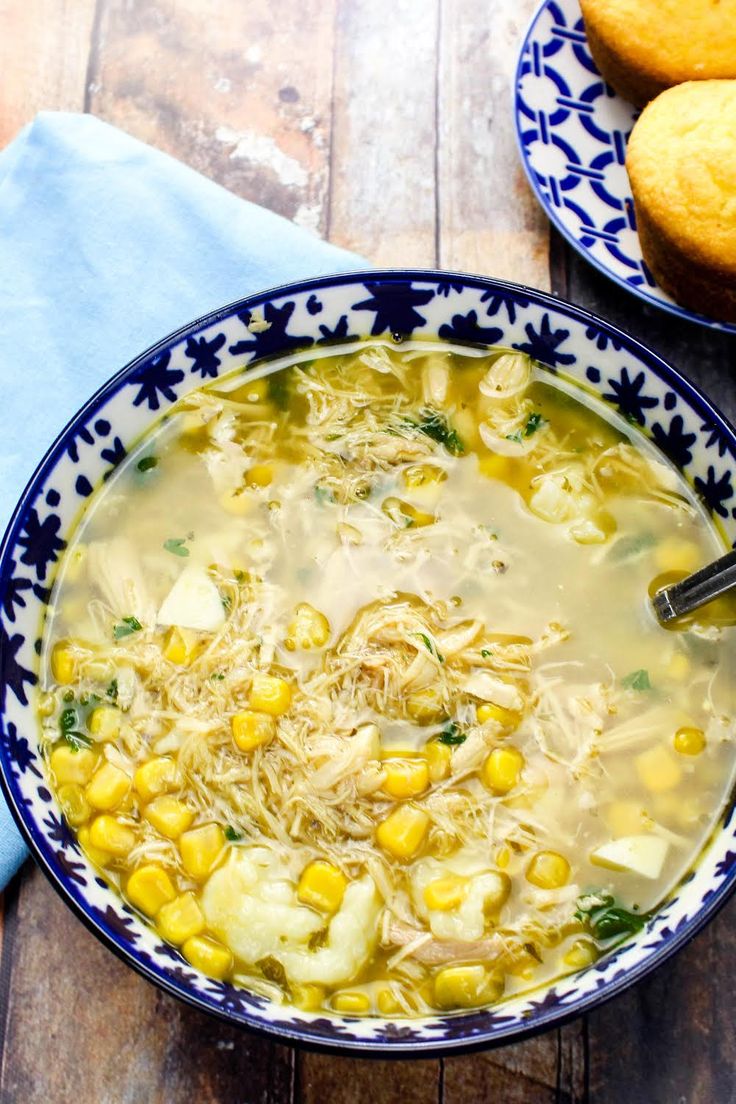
[652,548,736,624]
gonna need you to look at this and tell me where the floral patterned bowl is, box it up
[1,270,735,1055]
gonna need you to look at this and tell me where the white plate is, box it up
[514,0,736,335]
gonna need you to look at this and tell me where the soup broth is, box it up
[40,341,736,1016]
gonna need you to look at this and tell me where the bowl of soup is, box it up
[1,270,735,1054]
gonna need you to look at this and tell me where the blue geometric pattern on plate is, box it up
[514,0,736,335]
[2,270,736,1055]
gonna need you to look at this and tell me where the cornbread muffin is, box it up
[580,0,736,107]
[626,81,736,323]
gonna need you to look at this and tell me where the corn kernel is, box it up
[284,603,330,650]
[433,965,503,1010]
[376,805,430,861]
[297,859,347,913]
[655,537,701,575]
[382,497,435,528]
[85,761,131,810]
[423,874,468,911]
[481,747,524,794]
[674,726,706,756]
[563,939,598,969]
[127,864,176,916]
[375,988,401,1015]
[51,641,76,685]
[246,463,274,488]
[134,756,179,802]
[292,983,325,1011]
[402,464,447,489]
[231,710,276,751]
[479,455,511,482]
[157,892,205,944]
[248,674,292,715]
[425,739,452,782]
[57,783,91,826]
[636,744,683,792]
[332,991,371,1015]
[180,823,225,879]
[144,795,194,839]
[405,687,446,724]
[526,850,570,889]
[78,825,111,867]
[603,800,649,838]
[667,652,691,680]
[50,746,98,786]
[495,845,511,869]
[182,934,233,979]
[87,705,121,742]
[89,814,136,856]
[477,702,521,731]
[382,759,430,799]
[163,626,200,666]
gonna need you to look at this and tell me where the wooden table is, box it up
[2,2,736,1101]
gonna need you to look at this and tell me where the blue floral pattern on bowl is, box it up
[514,0,736,336]
[2,270,736,1055]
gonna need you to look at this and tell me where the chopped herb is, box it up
[414,632,444,663]
[137,456,158,473]
[411,408,464,456]
[481,648,492,658]
[224,826,242,842]
[65,730,93,752]
[314,485,335,505]
[438,722,466,746]
[268,370,290,410]
[621,668,651,692]
[575,892,648,941]
[113,615,143,640]
[164,536,190,557]
[608,533,656,563]
[62,689,74,703]
[506,412,547,444]
[234,569,246,584]
[59,707,78,733]
[106,678,118,702]
[221,593,232,611]
[212,672,225,681]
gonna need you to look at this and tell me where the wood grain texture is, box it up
[437,0,550,288]
[87,0,337,234]
[327,0,440,265]
[0,0,97,145]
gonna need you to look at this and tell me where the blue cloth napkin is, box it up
[0,111,368,886]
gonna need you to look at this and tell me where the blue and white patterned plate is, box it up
[2,270,736,1054]
[514,0,736,336]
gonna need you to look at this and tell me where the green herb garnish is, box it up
[221,594,232,611]
[481,648,492,658]
[106,678,118,702]
[59,706,92,752]
[163,537,190,557]
[621,668,651,692]
[211,672,225,681]
[137,456,158,473]
[62,689,74,703]
[506,412,546,444]
[575,892,648,941]
[268,370,290,410]
[438,722,466,746]
[608,533,656,563]
[414,632,444,663]
[113,616,142,640]
[411,408,464,455]
[314,485,335,505]
[224,826,242,842]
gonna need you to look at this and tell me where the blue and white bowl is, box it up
[1,270,735,1054]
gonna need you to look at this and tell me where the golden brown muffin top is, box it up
[626,81,736,274]
[580,0,736,85]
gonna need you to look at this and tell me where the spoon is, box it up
[652,549,736,624]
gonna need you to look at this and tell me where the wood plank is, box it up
[87,0,337,234]
[437,0,550,288]
[0,0,97,146]
[326,0,440,265]
[299,1056,441,1104]
[0,866,294,1104]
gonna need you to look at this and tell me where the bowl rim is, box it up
[2,267,736,1056]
